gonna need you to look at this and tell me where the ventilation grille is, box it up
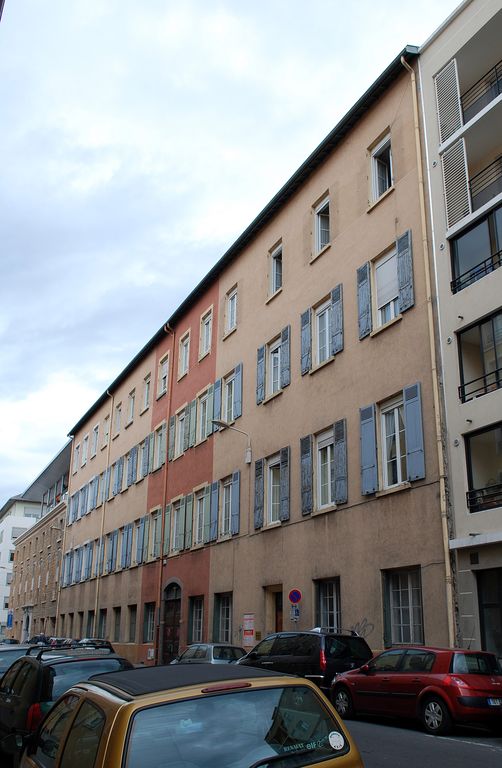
[442,139,471,228]
[435,59,462,143]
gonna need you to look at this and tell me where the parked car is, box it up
[0,645,32,676]
[27,635,50,646]
[0,639,19,645]
[0,645,133,760]
[331,645,502,735]
[237,630,373,696]
[77,638,114,651]
[170,642,246,664]
[6,663,364,767]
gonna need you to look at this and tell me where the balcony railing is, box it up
[451,247,502,293]
[470,155,502,211]
[461,60,502,124]
[459,366,502,402]
[467,481,502,513]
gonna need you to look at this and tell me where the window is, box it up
[316,579,341,632]
[151,509,162,558]
[301,286,343,375]
[113,607,121,642]
[143,375,151,411]
[179,332,190,378]
[81,435,89,466]
[190,597,203,643]
[315,299,332,365]
[102,416,110,448]
[458,310,502,402]
[32,694,80,768]
[220,478,232,537]
[451,202,502,293]
[98,608,107,638]
[154,423,167,469]
[316,429,334,509]
[270,243,283,295]
[200,310,212,357]
[86,610,95,637]
[360,383,425,495]
[384,567,424,645]
[72,444,80,474]
[114,403,122,436]
[465,422,502,513]
[223,372,235,423]
[267,454,281,524]
[175,409,186,457]
[371,134,393,201]
[381,396,407,489]
[127,389,135,424]
[195,488,210,546]
[197,390,209,442]
[90,424,99,457]
[59,700,105,768]
[254,450,289,529]
[143,602,155,643]
[314,196,330,254]
[374,249,398,327]
[225,287,237,333]
[128,604,137,643]
[214,593,232,643]
[158,355,169,396]
[172,501,184,552]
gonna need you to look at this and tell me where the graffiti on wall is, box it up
[350,617,375,639]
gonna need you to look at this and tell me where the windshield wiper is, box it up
[249,748,315,768]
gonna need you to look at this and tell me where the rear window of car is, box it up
[325,637,371,660]
[0,647,28,675]
[213,646,245,661]
[451,652,501,675]
[50,658,131,701]
[125,685,349,768]
[274,634,319,657]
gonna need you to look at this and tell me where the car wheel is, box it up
[421,696,452,735]
[333,686,354,719]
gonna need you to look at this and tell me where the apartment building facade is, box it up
[53,45,455,664]
[419,0,502,657]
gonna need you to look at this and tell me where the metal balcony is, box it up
[450,247,502,293]
[459,365,502,402]
[461,60,502,124]
[467,481,502,513]
[470,155,502,211]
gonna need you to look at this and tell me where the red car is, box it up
[331,645,502,735]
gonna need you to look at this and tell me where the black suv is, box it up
[0,645,133,759]
[237,630,373,696]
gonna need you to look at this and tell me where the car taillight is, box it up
[26,703,44,731]
[320,649,327,673]
[444,675,468,688]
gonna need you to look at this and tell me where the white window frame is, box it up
[195,488,209,546]
[127,390,135,425]
[175,409,186,457]
[223,372,236,423]
[179,332,190,378]
[380,395,407,489]
[388,568,424,645]
[143,375,151,411]
[371,134,393,202]
[314,196,330,254]
[316,429,334,510]
[200,309,212,358]
[191,597,204,643]
[91,424,99,457]
[154,424,164,470]
[267,337,282,396]
[114,403,122,436]
[226,287,237,333]
[270,244,283,295]
[81,435,89,466]
[73,444,80,474]
[220,478,232,537]
[197,390,209,442]
[317,579,341,632]
[151,509,162,558]
[102,416,110,448]
[217,593,232,643]
[374,248,399,327]
[158,355,169,397]
[314,298,332,366]
[171,501,183,552]
[267,453,281,524]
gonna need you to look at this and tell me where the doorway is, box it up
[477,567,502,657]
[162,583,181,664]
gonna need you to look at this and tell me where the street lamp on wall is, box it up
[212,420,252,464]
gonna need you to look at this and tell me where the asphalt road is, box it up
[348,717,502,767]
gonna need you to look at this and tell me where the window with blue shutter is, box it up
[256,346,265,404]
[300,435,313,515]
[331,284,344,355]
[254,459,264,529]
[397,230,414,312]
[189,401,197,447]
[334,418,348,504]
[178,497,187,551]
[279,446,290,521]
[168,416,175,462]
[403,382,425,480]
[163,504,171,556]
[206,385,214,436]
[213,379,222,427]
[136,518,145,564]
[185,495,193,549]
[234,363,243,418]
[231,471,240,535]
[210,481,219,541]
[301,309,312,375]
[357,263,372,339]
[360,404,377,494]
[280,326,291,388]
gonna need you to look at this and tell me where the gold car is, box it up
[11,664,363,767]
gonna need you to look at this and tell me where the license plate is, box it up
[487,698,502,706]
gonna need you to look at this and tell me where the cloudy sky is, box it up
[0,0,461,503]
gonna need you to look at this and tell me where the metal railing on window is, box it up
[467,481,502,513]
[461,60,502,123]
[451,248,502,293]
[470,155,502,211]
[459,366,502,402]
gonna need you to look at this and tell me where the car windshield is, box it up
[451,652,502,675]
[125,685,348,768]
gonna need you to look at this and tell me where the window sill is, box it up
[177,371,188,382]
[223,326,237,341]
[309,243,331,264]
[266,287,282,305]
[218,532,232,542]
[376,482,411,498]
[101,443,109,451]
[367,185,395,213]
[125,420,133,429]
[139,406,149,416]
[156,390,167,401]
[313,503,337,517]
[370,314,402,337]
[198,349,211,362]
[263,389,283,405]
[263,521,282,531]
[308,356,335,376]
[112,433,120,441]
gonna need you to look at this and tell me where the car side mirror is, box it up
[247,651,258,659]
[360,664,371,675]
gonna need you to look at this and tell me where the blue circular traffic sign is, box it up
[289,589,302,604]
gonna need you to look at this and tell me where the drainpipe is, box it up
[156,323,175,664]
[92,389,114,637]
[401,56,456,647]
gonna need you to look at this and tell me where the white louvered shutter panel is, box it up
[442,138,471,228]
[434,59,462,143]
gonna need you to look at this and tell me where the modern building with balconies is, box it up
[419,0,502,657]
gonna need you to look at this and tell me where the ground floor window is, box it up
[189,596,204,643]
[214,593,232,643]
[316,579,340,631]
[384,567,424,645]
